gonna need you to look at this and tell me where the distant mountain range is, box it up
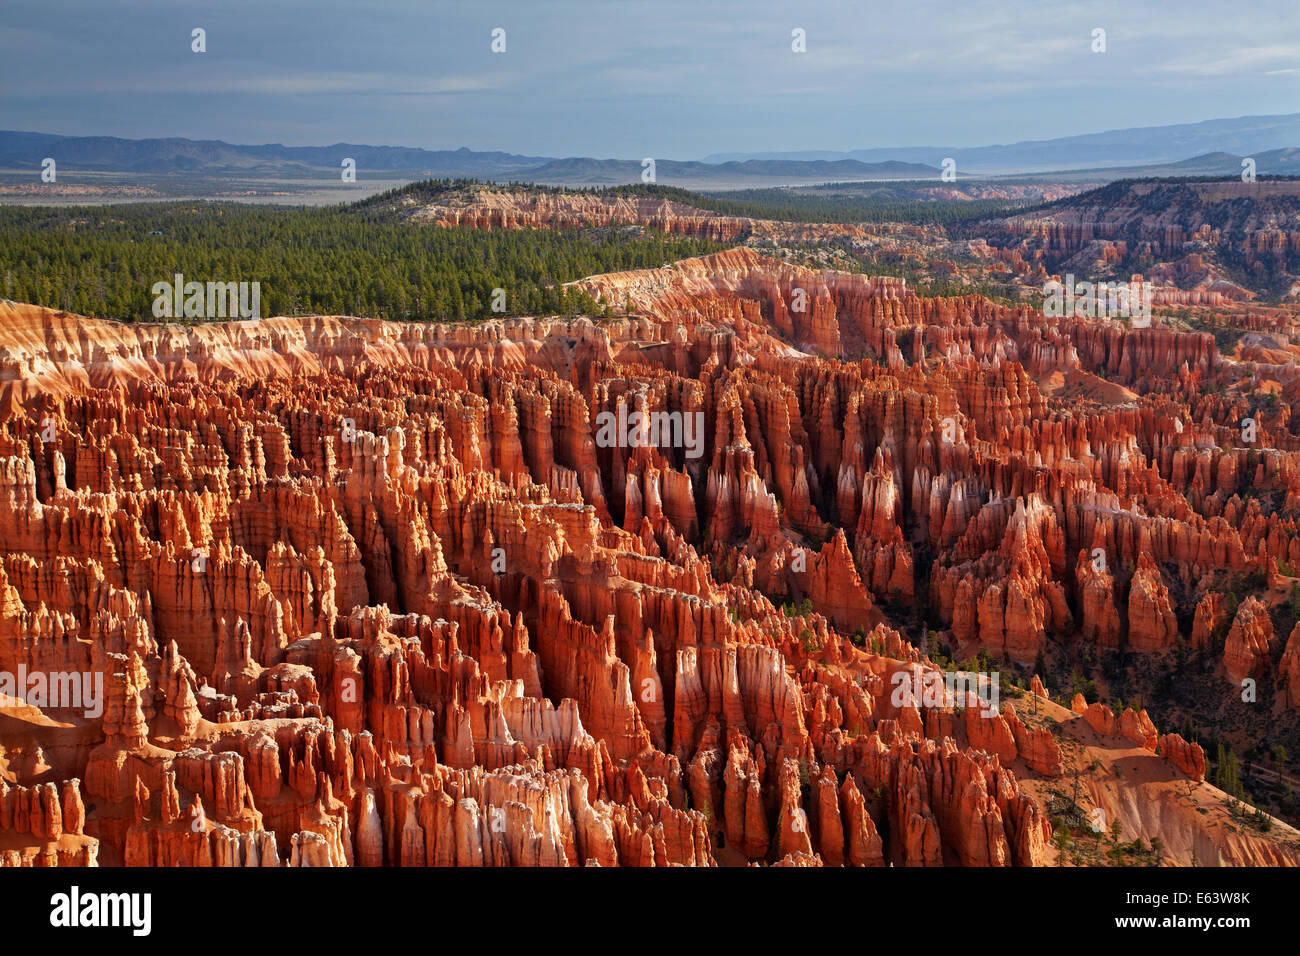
[2,114,1298,189]
[1021,147,1300,183]
[0,131,551,176]
[699,114,1300,174]
[0,132,936,187]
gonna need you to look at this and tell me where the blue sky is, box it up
[3,0,1298,157]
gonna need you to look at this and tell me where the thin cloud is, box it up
[1158,44,1300,76]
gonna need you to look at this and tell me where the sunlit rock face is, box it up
[0,245,1298,868]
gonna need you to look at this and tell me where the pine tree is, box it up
[1215,743,1244,799]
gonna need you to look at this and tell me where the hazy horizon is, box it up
[7,112,1299,163]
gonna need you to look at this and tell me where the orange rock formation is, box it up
[1,245,1297,867]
